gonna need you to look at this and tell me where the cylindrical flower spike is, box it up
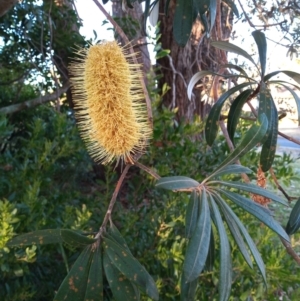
[70,41,152,165]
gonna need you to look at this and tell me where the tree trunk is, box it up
[0,0,18,17]
[158,0,233,120]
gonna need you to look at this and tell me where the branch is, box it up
[0,83,69,115]
[134,161,161,180]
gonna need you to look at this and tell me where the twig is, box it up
[92,0,153,127]
[278,130,300,146]
[134,161,161,180]
[280,237,300,265]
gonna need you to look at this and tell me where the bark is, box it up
[0,0,18,17]
[158,0,233,120]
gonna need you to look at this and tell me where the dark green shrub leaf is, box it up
[156,176,199,190]
[219,189,290,242]
[183,190,211,282]
[61,229,96,246]
[286,198,300,235]
[54,246,93,301]
[103,237,159,300]
[185,190,199,238]
[264,70,300,85]
[204,230,215,272]
[205,82,255,145]
[209,0,217,35]
[252,30,267,78]
[180,276,197,301]
[107,223,132,253]
[258,83,273,137]
[193,0,209,14]
[103,251,140,301]
[211,164,253,178]
[210,195,232,301]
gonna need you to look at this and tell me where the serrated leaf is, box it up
[211,41,256,66]
[156,176,199,190]
[84,245,103,301]
[219,189,290,242]
[205,82,255,145]
[61,229,96,246]
[252,31,267,78]
[260,97,278,171]
[103,237,158,300]
[7,229,63,247]
[180,275,198,301]
[264,70,300,85]
[183,190,211,282]
[54,246,93,301]
[227,89,254,144]
[185,191,199,238]
[103,251,140,301]
[173,0,195,46]
[204,114,268,182]
[211,164,253,179]
[212,192,266,283]
[209,196,232,301]
[211,181,288,206]
[286,198,300,235]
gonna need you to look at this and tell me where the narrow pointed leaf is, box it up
[223,0,239,16]
[107,223,132,253]
[54,246,93,301]
[173,0,195,46]
[156,176,199,191]
[212,192,266,283]
[204,114,268,182]
[103,237,158,300]
[221,63,249,78]
[210,196,232,301]
[286,198,300,235]
[185,191,199,238]
[258,84,273,139]
[211,181,288,206]
[193,0,209,14]
[211,164,253,178]
[252,31,267,77]
[84,246,103,301]
[264,70,300,85]
[180,276,198,301]
[204,230,215,272]
[227,89,254,143]
[209,0,217,34]
[260,97,278,171]
[103,251,140,301]
[61,229,96,246]
[183,190,211,282]
[205,82,255,145]
[211,41,256,66]
[219,189,290,242]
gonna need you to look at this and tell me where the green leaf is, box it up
[252,30,267,77]
[286,198,300,235]
[211,41,256,66]
[61,229,96,246]
[209,0,217,35]
[107,223,132,253]
[227,89,254,144]
[185,191,199,238]
[183,190,211,282]
[258,83,272,137]
[103,237,159,300]
[204,114,268,182]
[180,276,198,301]
[7,229,63,247]
[103,251,140,301]
[221,63,249,78]
[54,246,93,301]
[219,189,290,242]
[210,195,232,301]
[212,192,266,283]
[260,97,278,171]
[211,164,253,178]
[264,70,300,85]
[223,0,239,17]
[193,0,209,14]
[205,82,255,145]
[84,245,103,301]
[173,0,195,46]
[156,176,199,191]
[211,181,288,206]
[204,230,215,272]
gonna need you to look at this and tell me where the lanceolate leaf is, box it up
[61,229,96,246]
[260,97,278,171]
[103,237,159,300]
[204,230,215,272]
[223,0,239,17]
[205,82,255,146]
[107,223,132,253]
[211,180,288,206]
[54,246,93,301]
[210,196,232,301]
[193,0,209,14]
[103,251,140,301]
[286,198,300,235]
[258,83,273,137]
[180,276,198,301]
[264,70,300,85]
[210,164,253,179]
[209,0,217,35]
[204,114,268,182]
[183,190,211,282]
[173,0,195,46]
[219,189,290,242]
[84,246,103,301]
[221,63,249,78]
[156,176,199,191]
[227,89,254,144]
[252,30,267,78]
[211,41,256,66]
[185,190,199,238]
[212,192,266,283]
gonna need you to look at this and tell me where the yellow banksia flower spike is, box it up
[70,41,152,165]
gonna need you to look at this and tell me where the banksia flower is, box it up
[70,41,152,165]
